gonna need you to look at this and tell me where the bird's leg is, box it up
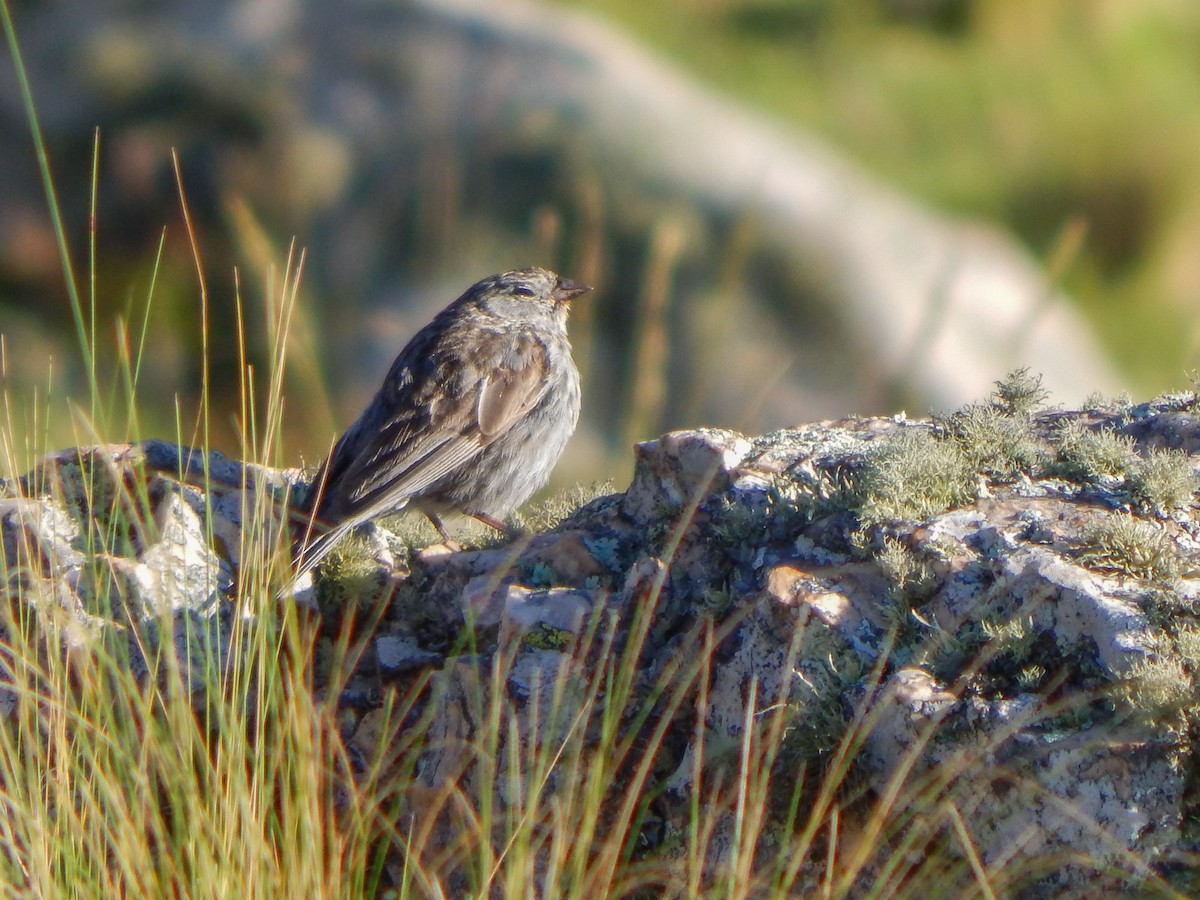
[472,512,521,536]
[424,512,453,543]
[423,511,520,544]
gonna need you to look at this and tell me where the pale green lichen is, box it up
[1052,420,1137,482]
[981,614,1039,664]
[784,468,853,520]
[707,477,822,561]
[698,582,737,617]
[1174,627,1200,667]
[1119,654,1193,712]
[990,367,1050,416]
[519,481,617,533]
[1128,448,1198,513]
[855,429,974,526]
[376,481,618,553]
[1016,664,1047,691]
[1075,514,1179,583]
[1082,390,1134,413]
[906,612,985,678]
[520,624,573,651]
[774,621,869,806]
[315,533,391,607]
[377,511,446,549]
[521,561,558,589]
[875,536,938,606]
[939,403,1045,477]
[583,535,622,572]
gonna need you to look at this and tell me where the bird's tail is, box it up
[278,462,338,597]
[276,506,351,600]
[291,522,352,583]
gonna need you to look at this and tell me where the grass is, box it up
[1,6,1197,897]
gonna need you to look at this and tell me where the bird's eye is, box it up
[512,286,536,298]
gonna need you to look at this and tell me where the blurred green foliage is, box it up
[559,0,1200,388]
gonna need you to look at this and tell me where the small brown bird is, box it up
[290,267,590,584]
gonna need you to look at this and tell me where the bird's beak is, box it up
[553,277,592,304]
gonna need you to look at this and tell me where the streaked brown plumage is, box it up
[290,267,589,584]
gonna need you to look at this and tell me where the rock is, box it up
[5,386,1200,891]
[499,586,595,643]
[374,635,442,677]
[862,667,1185,883]
[1,496,85,580]
[0,441,297,708]
[124,486,226,617]
[622,428,752,521]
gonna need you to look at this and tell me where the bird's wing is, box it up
[476,362,549,438]
[312,335,549,525]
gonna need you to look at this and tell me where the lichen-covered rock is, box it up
[0,442,297,704]
[5,383,1200,893]
[862,665,1185,882]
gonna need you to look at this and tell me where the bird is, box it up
[288,266,590,586]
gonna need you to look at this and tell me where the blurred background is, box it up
[1,0,1198,490]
